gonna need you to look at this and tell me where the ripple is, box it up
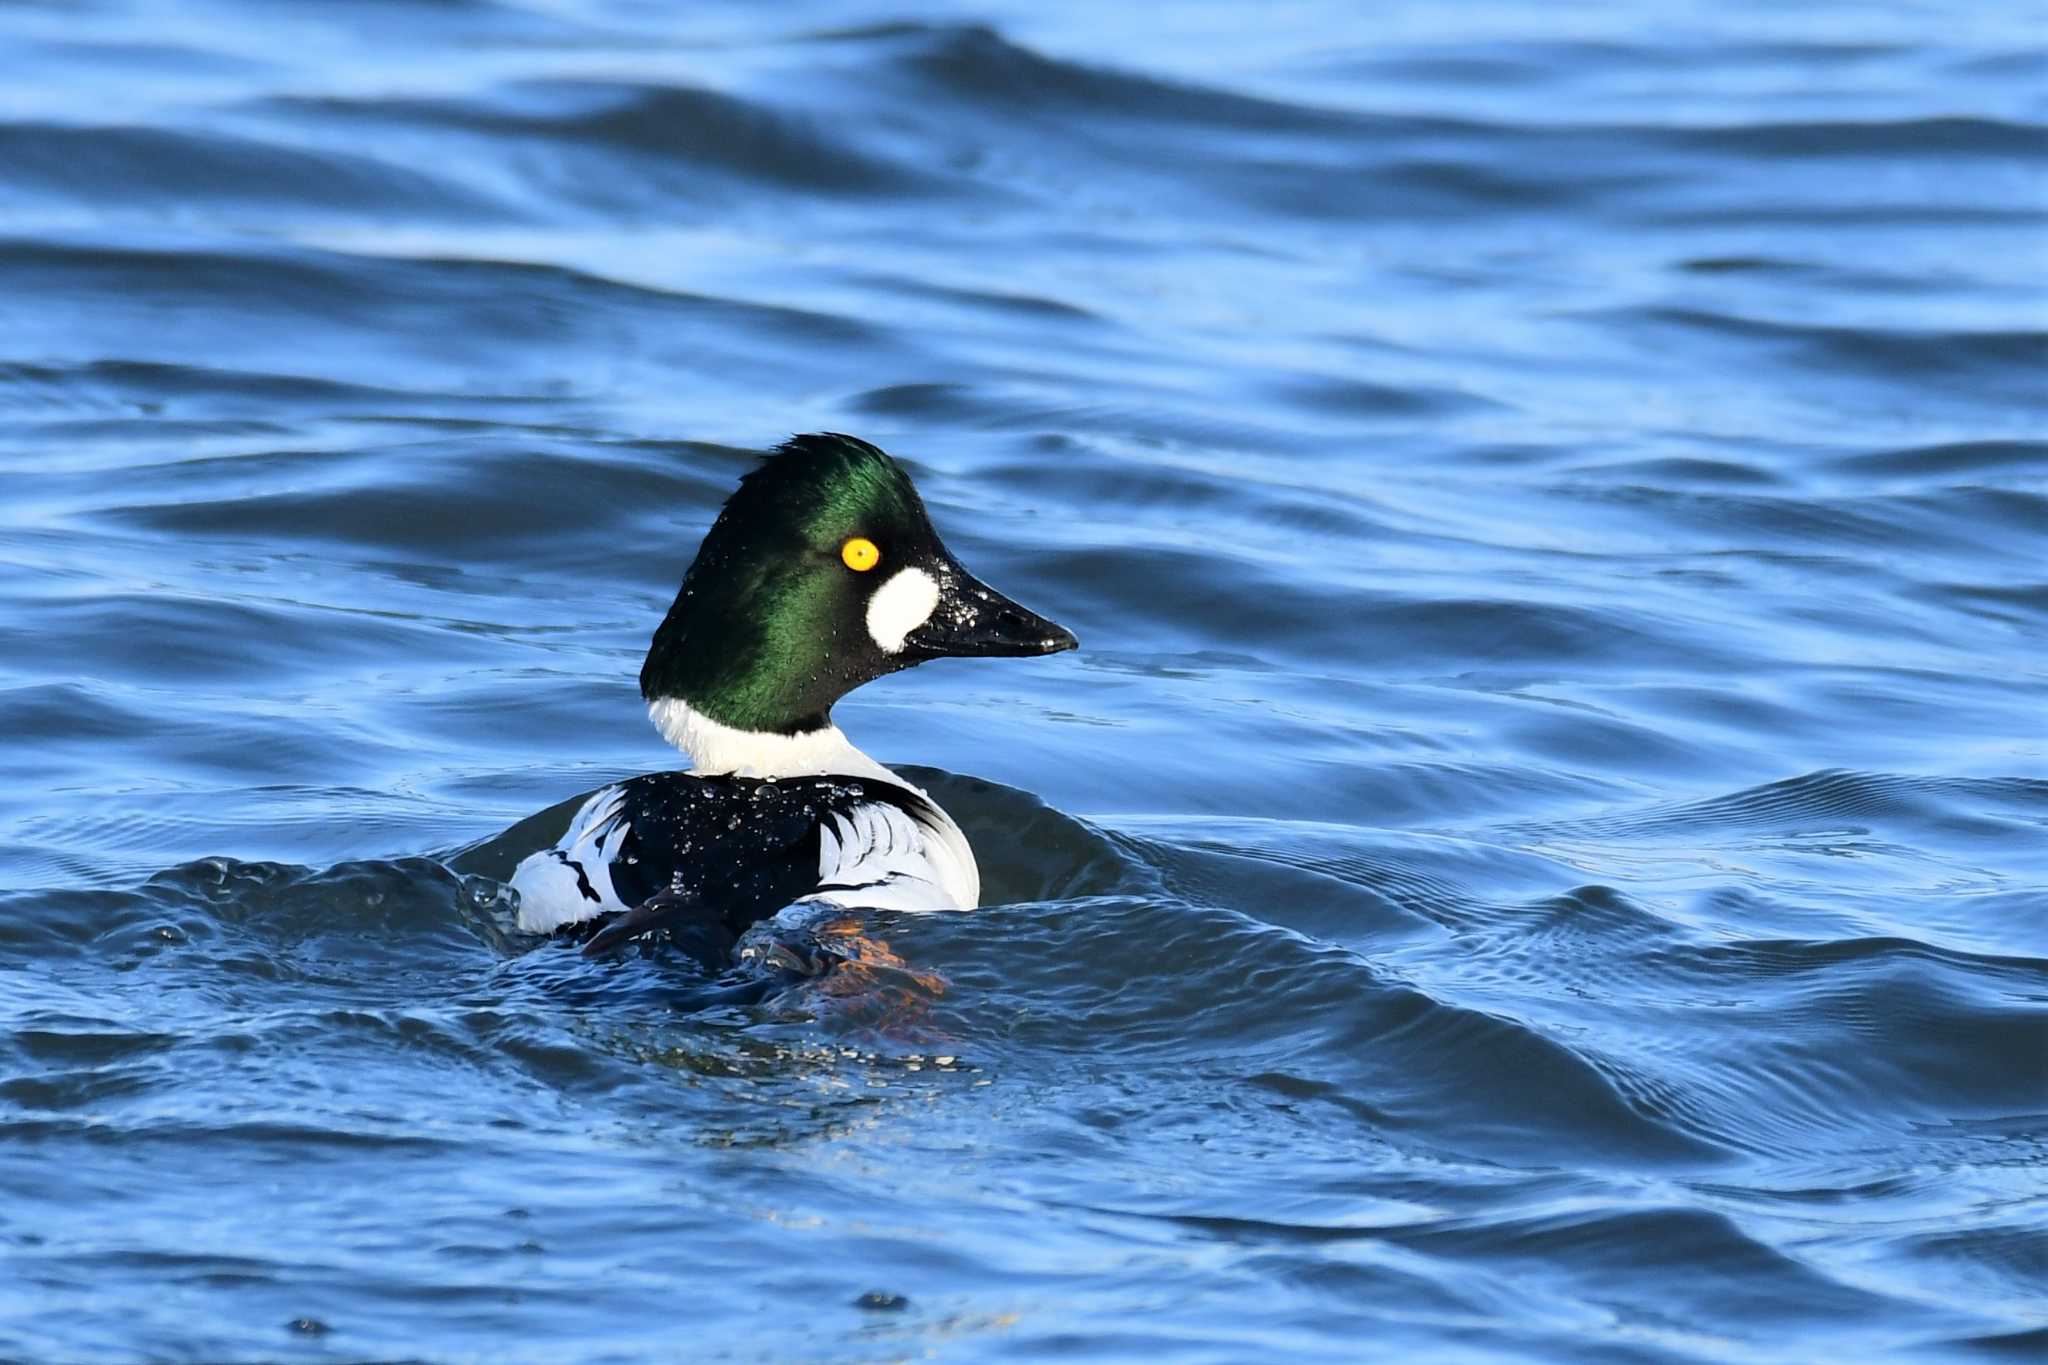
[271,79,941,198]
[1616,306,2048,402]
[1667,114,2048,160]
[1562,769,2048,841]
[1832,438,2048,481]
[0,121,499,217]
[1388,1205,1946,1340]
[893,23,1350,131]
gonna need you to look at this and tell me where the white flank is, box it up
[864,566,940,654]
[810,800,978,912]
[509,785,632,932]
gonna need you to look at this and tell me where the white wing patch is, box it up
[808,799,976,913]
[509,785,633,933]
[510,780,982,936]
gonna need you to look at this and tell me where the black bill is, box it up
[905,567,1078,660]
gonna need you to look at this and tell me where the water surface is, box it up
[1,2,2045,1360]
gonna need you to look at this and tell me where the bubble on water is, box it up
[460,875,511,912]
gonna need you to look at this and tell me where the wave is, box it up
[1548,769,2048,842]
[269,79,941,198]
[1833,439,2048,481]
[1665,114,2048,160]
[0,120,499,217]
[1608,306,2048,399]
[889,23,1352,132]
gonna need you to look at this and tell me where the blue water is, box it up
[2,2,2045,1360]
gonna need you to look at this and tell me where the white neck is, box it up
[646,695,905,787]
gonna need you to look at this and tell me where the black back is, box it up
[569,771,943,967]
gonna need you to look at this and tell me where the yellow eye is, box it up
[840,537,880,572]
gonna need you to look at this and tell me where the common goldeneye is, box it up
[508,433,1076,966]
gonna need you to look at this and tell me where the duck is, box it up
[507,433,1077,969]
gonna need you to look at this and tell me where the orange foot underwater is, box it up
[735,913,951,1034]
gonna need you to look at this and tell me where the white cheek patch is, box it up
[866,566,940,654]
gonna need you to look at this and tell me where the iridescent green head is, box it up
[640,434,1076,735]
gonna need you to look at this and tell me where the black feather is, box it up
[566,771,939,961]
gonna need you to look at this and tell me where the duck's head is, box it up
[640,433,1077,737]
